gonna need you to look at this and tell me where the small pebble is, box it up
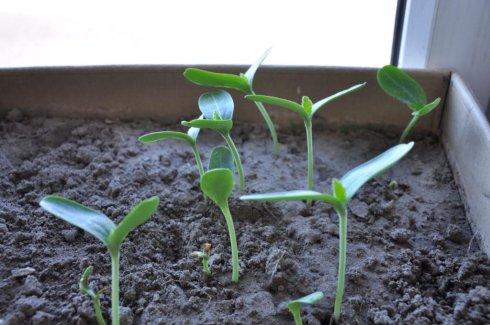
[62,229,79,242]
[11,267,36,279]
[446,224,464,244]
[389,228,410,244]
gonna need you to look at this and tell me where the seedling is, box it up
[287,291,324,325]
[377,65,441,143]
[40,195,159,325]
[184,49,280,155]
[246,83,366,199]
[80,266,106,325]
[191,243,212,276]
[241,143,414,322]
[138,125,204,178]
[200,166,239,282]
[182,90,245,191]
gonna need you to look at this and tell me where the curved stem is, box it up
[251,90,280,155]
[222,134,245,192]
[110,251,120,325]
[221,203,239,283]
[191,144,207,202]
[304,119,314,205]
[399,115,419,143]
[333,206,347,323]
[92,294,106,325]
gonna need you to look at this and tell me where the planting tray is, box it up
[0,66,488,324]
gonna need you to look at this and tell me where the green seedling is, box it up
[245,83,366,200]
[184,49,280,155]
[80,266,106,325]
[138,125,204,178]
[182,90,245,191]
[200,167,239,282]
[191,243,212,276]
[377,65,441,143]
[40,195,159,325]
[287,291,324,325]
[241,143,414,323]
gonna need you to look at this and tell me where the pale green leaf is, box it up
[245,95,307,119]
[40,195,115,245]
[182,119,233,134]
[199,90,234,120]
[340,142,414,201]
[312,82,366,116]
[377,65,427,106]
[200,168,234,206]
[209,146,235,172]
[414,97,441,116]
[138,131,194,146]
[332,178,347,203]
[244,48,271,87]
[302,96,313,116]
[183,68,250,93]
[240,190,342,209]
[289,291,324,306]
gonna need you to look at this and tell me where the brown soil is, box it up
[0,114,488,324]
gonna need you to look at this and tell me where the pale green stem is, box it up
[291,307,302,325]
[221,203,239,283]
[202,255,211,275]
[333,206,347,322]
[222,134,245,192]
[399,114,419,143]
[92,294,106,325]
[304,119,314,206]
[110,251,120,325]
[191,144,207,202]
[251,90,280,155]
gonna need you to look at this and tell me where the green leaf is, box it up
[244,48,271,87]
[40,195,115,246]
[79,266,94,297]
[183,68,251,93]
[245,95,307,119]
[312,82,366,116]
[209,146,235,172]
[182,118,233,135]
[340,142,414,201]
[414,97,441,117]
[288,291,324,306]
[240,190,342,209]
[107,196,159,249]
[199,90,234,120]
[332,178,347,203]
[138,131,195,146]
[377,65,427,106]
[200,168,234,206]
[302,96,313,116]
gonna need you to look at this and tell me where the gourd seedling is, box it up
[138,125,204,178]
[241,143,414,323]
[287,291,324,325]
[40,195,159,325]
[80,266,106,325]
[377,65,441,143]
[182,90,245,191]
[183,49,280,155]
[200,146,239,282]
[245,83,366,201]
[191,243,212,276]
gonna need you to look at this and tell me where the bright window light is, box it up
[0,0,398,68]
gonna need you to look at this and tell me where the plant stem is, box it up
[221,203,239,283]
[333,206,347,323]
[251,90,279,155]
[191,144,207,202]
[222,134,245,192]
[202,255,211,275]
[291,308,302,325]
[304,119,314,205]
[92,294,106,325]
[110,251,120,325]
[399,115,419,143]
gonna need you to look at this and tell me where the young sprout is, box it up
[182,90,245,191]
[287,291,324,325]
[377,65,441,143]
[184,49,280,155]
[245,83,366,199]
[138,125,204,178]
[191,243,212,276]
[200,146,239,282]
[241,143,414,323]
[40,195,159,325]
[80,266,106,325]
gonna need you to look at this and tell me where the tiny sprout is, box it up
[241,143,414,322]
[138,125,204,178]
[184,49,280,155]
[377,65,441,143]
[200,167,239,282]
[80,266,106,325]
[182,90,245,191]
[40,195,159,325]
[388,180,398,190]
[246,83,366,200]
[287,291,324,325]
[191,243,212,276]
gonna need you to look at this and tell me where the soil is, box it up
[0,113,489,325]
